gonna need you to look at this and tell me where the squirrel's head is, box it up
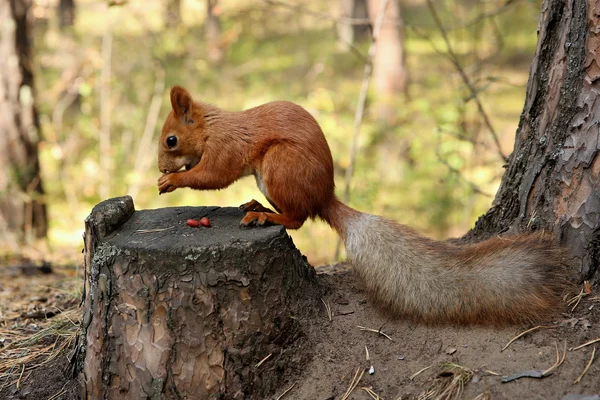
[158,86,205,174]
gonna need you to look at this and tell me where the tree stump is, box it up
[80,196,323,399]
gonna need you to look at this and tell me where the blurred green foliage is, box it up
[33,0,541,264]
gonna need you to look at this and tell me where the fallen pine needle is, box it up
[419,363,473,399]
[255,353,272,368]
[472,391,492,400]
[135,226,175,233]
[573,346,596,384]
[542,341,566,376]
[275,382,296,400]
[482,369,501,376]
[410,365,432,380]
[48,387,68,400]
[567,288,590,312]
[341,367,365,400]
[16,364,25,389]
[361,386,382,399]
[501,325,551,352]
[502,341,567,383]
[321,298,333,321]
[571,337,600,351]
[357,325,393,341]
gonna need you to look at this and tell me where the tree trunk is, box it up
[57,0,75,28]
[165,0,181,28]
[467,0,599,283]
[337,0,369,50]
[205,0,223,63]
[0,0,47,248]
[368,0,408,121]
[80,196,323,399]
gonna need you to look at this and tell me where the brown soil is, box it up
[0,263,80,400]
[1,263,599,400]
[289,266,600,400]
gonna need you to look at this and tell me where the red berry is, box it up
[199,217,211,227]
[187,219,199,227]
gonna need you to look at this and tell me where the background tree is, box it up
[57,0,75,29]
[468,0,599,283]
[165,0,181,28]
[205,0,223,63]
[368,0,408,121]
[0,0,47,248]
[337,0,369,50]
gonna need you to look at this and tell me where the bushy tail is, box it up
[320,199,568,325]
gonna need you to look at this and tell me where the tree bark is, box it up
[80,196,323,399]
[0,0,47,248]
[468,0,599,283]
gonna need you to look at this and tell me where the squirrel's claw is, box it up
[158,174,177,194]
[240,211,269,227]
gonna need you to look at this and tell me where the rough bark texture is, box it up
[80,196,323,399]
[0,0,47,248]
[468,0,599,283]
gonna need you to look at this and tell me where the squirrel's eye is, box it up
[166,136,177,148]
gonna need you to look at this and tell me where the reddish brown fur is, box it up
[158,86,569,325]
[158,86,335,229]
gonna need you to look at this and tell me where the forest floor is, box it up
[0,261,598,400]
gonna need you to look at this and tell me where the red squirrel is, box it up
[158,86,567,325]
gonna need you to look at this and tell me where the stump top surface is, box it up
[103,206,286,251]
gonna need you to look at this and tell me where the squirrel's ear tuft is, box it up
[170,86,194,124]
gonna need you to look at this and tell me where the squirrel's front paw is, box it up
[158,173,178,194]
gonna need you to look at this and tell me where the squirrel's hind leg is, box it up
[240,211,304,229]
[240,199,275,213]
